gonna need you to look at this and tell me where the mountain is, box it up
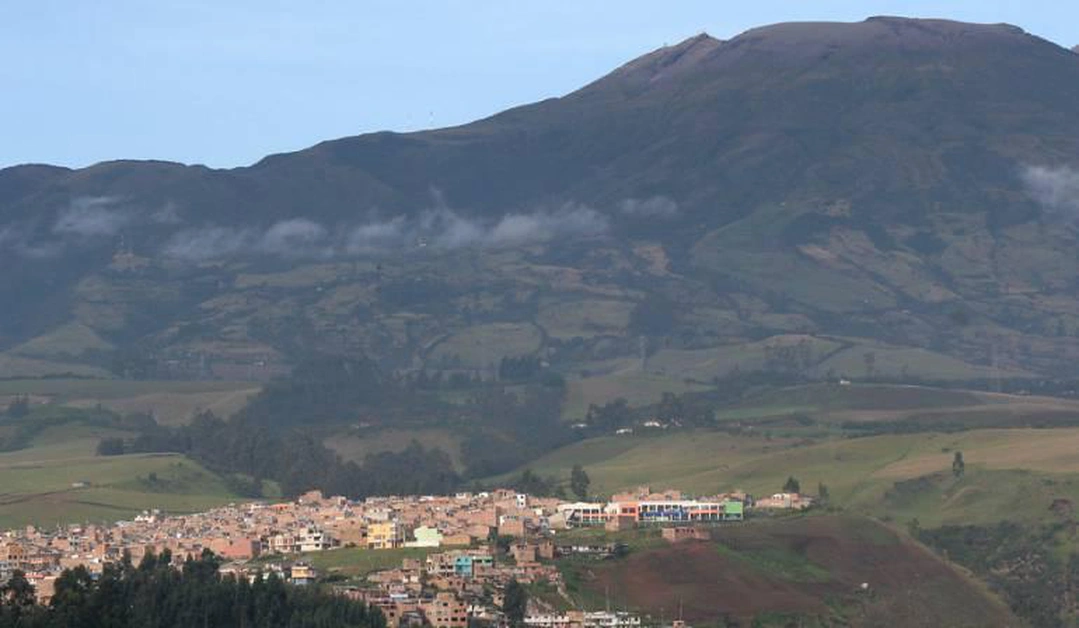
[5,16,1079,391]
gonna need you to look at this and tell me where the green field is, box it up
[562,370,712,420]
[279,547,436,580]
[324,428,465,470]
[0,379,261,425]
[428,322,544,368]
[9,322,114,359]
[0,354,111,379]
[498,423,1079,527]
[0,425,243,528]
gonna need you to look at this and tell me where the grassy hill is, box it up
[0,379,261,426]
[0,406,255,527]
[505,428,1079,527]
[497,382,1079,529]
[556,515,1018,627]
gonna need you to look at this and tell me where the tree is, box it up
[1,569,36,610]
[783,476,801,494]
[503,578,528,627]
[570,464,591,500]
[96,437,126,456]
[952,451,965,478]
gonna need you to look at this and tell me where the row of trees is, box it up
[117,411,461,499]
[502,465,590,500]
[0,550,382,628]
[90,350,579,499]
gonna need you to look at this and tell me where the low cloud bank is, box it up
[2,194,678,261]
[1022,165,1079,215]
[619,195,679,218]
[165,204,610,261]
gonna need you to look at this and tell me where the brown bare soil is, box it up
[581,516,1019,626]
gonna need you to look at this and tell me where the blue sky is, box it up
[2,0,1076,169]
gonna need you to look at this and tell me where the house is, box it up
[406,525,443,548]
[209,537,261,560]
[453,554,493,577]
[289,562,317,585]
[497,518,527,538]
[368,521,404,549]
[420,591,470,628]
[298,526,334,552]
[527,611,641,628]
[555,502,612,527]
[661,527,709,543]
[511,542,536,564]
[754,493,814,510]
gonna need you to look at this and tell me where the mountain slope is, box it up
[4,17,1079,383]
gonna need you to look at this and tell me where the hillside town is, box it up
[0,486,812,626]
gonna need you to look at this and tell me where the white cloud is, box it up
[53,196,132,237]
[1021,165,1079,214]
[618,195,679,218]
[163,204,610,262]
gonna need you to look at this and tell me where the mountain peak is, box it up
[588,32,722,92]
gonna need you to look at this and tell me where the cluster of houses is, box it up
[0,486,812,624]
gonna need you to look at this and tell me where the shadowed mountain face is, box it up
[4,17,1079,382]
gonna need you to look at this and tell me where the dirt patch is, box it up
[590,540,837,619]
[580,516,1016,626]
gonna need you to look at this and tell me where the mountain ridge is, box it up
[4,17,1079,383]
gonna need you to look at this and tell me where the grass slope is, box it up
[0,379,261,426]
[504,424,1079,527]
[0,427,242,528]
[563,515,1017,626]
[324,428,465,471]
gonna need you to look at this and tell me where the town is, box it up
[0,486,813,627]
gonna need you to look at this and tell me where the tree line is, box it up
[94,354,575,499]
[0,549,382,628]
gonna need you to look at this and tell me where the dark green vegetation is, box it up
[98,355,572,498]
[918,522,1079,627]
[556,515,1017,627]
[0,550,382,628]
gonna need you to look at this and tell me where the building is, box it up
[368,522,404,550]
[289,562,317,585]
[555,503,612,527]
[298,527,334,552]
[453,554,494,578]
[754,493,813,510]
[421,592,470,628]
[209,537,261,560]
[527,611,641,628]
[406,526,443,548]
[662,527,710,543]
